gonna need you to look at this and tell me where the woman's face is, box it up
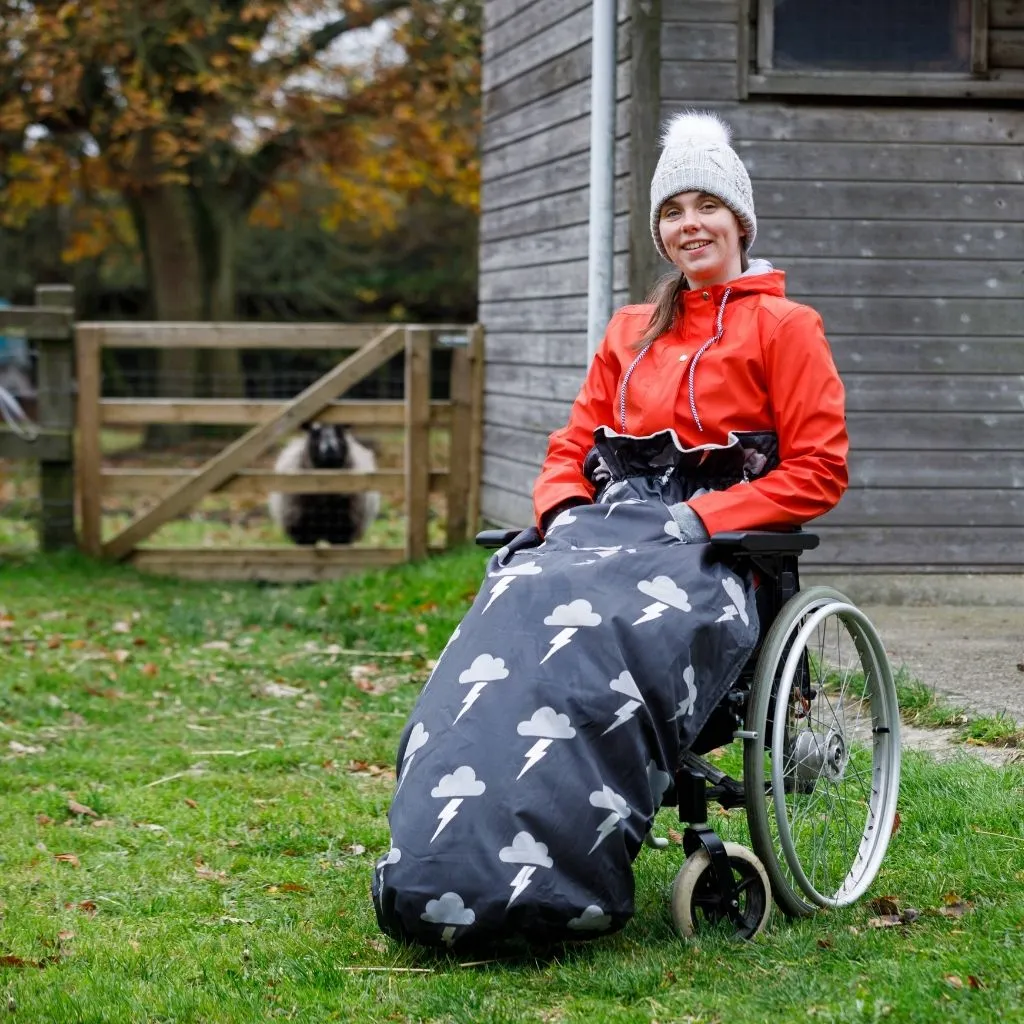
[658,191,745,288]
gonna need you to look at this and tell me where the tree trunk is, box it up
[136,183,206,447]
[197,199,244,402]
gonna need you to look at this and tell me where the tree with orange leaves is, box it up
[0,0,480,404]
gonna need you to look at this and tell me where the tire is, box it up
[743,587,901,918]
[670,842,772,940]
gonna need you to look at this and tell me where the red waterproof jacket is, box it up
[533,269,849,535]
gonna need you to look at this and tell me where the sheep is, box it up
[268,422,380,545]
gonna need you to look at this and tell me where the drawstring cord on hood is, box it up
[617,286,732,434]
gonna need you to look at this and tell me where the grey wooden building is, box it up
[478,0,1024,573]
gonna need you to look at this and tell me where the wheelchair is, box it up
[475,526,901,941]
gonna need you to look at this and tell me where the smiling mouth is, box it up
[681,240,712,252]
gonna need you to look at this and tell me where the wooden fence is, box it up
[74,320,484,582]
[0,284,76,551]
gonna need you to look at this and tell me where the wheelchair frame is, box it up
[474,526,900,938]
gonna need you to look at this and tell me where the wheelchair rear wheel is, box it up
[743,587,901,918]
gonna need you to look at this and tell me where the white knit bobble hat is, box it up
[649,110,756,262]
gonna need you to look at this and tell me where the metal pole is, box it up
[587,0,617,359]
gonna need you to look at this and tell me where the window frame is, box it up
[743,0,1021,99]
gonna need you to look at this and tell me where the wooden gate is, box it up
[75,321,484,581]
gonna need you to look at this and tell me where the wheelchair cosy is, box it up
[473,525,902,940]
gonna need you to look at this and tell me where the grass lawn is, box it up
[1,550,1022,1024]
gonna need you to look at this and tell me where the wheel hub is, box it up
[792,726,848,784]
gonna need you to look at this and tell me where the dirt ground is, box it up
[807,573,1024,765]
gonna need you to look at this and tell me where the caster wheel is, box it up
[671,842,772,940]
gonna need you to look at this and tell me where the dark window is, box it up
[769,0,973,73]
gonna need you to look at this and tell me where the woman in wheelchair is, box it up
[373,111,901,948]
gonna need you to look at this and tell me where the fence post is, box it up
[34,284,76,551]
[404,327,432,561]
[75,325,103,556]
[445,333,472,549]
[465,324,485,540]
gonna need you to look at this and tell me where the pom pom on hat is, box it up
[661,111,732,150]
[649,109,756,262]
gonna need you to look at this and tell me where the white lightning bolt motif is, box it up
[633,602,668,625]
[670,666,698,720]
[716,605,739,622]
[507,866,536,907]
[431,798,463,842]
[540,627,578,664]
[602,699,642,735]
[395,753,416,793]
[483,575,515,612]
[440,926,456,946]
[589,813,621,854]
[517,739,552,779]
[454,682,487,723]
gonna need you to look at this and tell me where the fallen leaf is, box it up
[57,930,75,942]
[414,623,428,635]
[0,955,42,969]
[868,896,900,916]
[9,741,45,755]
[46,636,62,649]
[67,799,97,818]
[967,976,985,989]
[195,866,228,882]
[112,649,131,664]
[892,811,901,834]
[54,853,80,868]
[184,798,198,809]
[945,975,964,989]
[866,915,902,928]
[666,828,684,845]
[817,938,833,949]
[201,640,231,651]
[36,813,54,826]
[345,843,367,856]
[140,662,159,678]
[76,901,98,916]
[278,883,309,893]
[111,621,131,634]
[90,819,114,828]
[69,638,87,650]
[937,901,973,918]
[256,681,304,699]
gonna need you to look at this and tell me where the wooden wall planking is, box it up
[478,0,633,529]
[480,0,1024,568]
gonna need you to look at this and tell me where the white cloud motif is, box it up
[499,831,554,867]
[377,846,402,868]
[647,760,673,807]
[544,600,602,628]
[458,653,509,684]
[431,765,486,798]
[421,892,475,926]
[489,560,542,578]
[405,722,429,757]
[609,671,642,700]
[568,905,612,931]
[517,707,576,739]
[637,576,691,611]
[716,576,750,626]
[545,509,577,532]
[590,785,630,817]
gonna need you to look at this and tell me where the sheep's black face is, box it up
[306,424,350,469]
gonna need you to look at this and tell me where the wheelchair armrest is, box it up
[475,528,523,549]
[709,530,819,555]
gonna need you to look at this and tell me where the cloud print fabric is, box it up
[373,430,762,950]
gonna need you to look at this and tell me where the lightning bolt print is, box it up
[440,926,456,946]
[431,798,463,842]
[517,739,552,779]
[589,813,621,854]
[483,575,515,612]
[716,605,738,622]
[602,699,642,735]
[540,627,578,664]
[394,753,416,793]
[454,682,487,723]
[633,602,669,625]
[507,866,537,907]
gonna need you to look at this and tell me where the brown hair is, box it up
[633,250,750,352]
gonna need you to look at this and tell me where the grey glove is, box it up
[666,501,710,543]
